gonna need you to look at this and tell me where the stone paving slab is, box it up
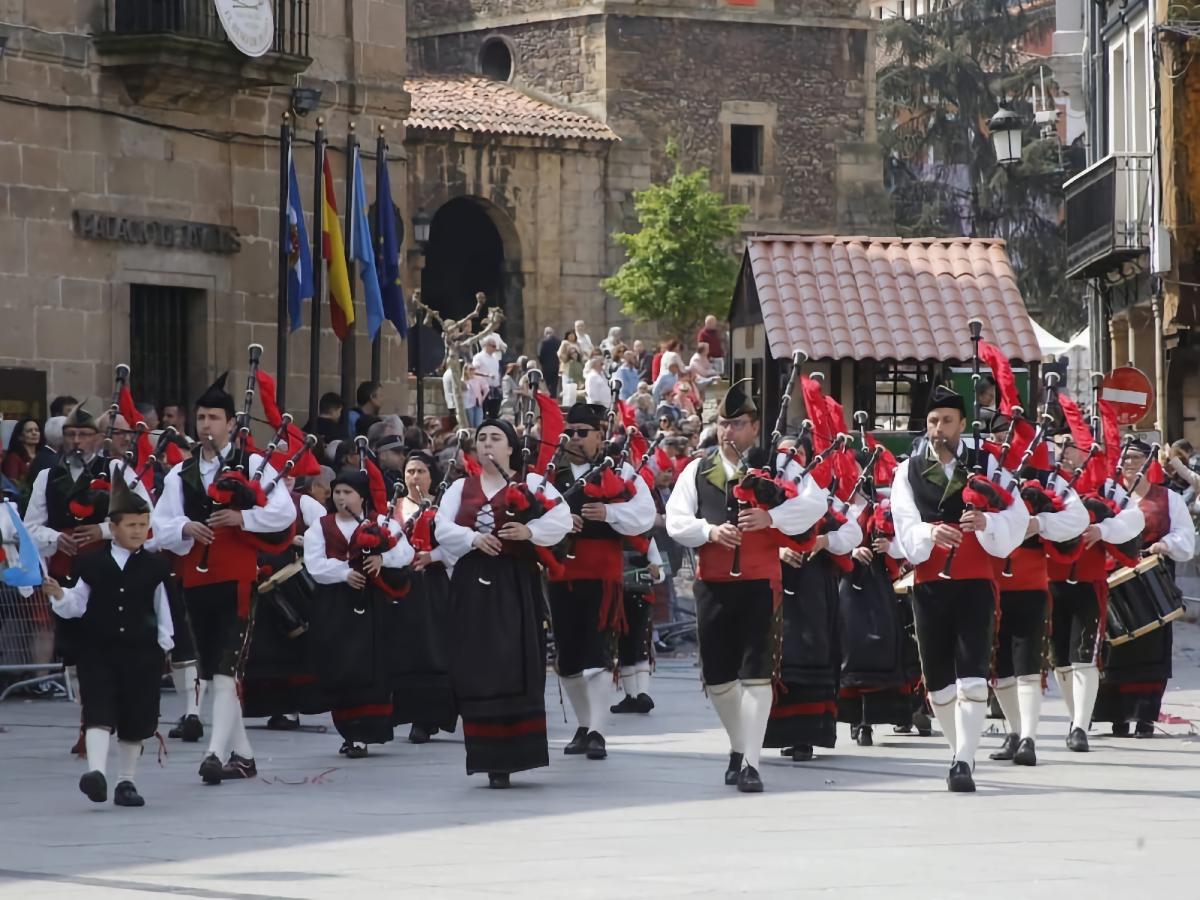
[1,625,1198,900]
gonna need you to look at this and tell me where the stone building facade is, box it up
[0,1,410,421]
[408,0,890,348]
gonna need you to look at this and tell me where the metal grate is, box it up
[129,285,193,412]
[106,0,310,58]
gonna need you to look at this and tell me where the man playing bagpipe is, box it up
[763,432,862,763]
[549,402,655,762]
[983,407,1088,767]
[889,386,1029,792]
[666,381,828,793]
[151,369,297,785]
[1092,438,1195,737]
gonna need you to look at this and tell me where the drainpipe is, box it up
[1153,289,1166,438]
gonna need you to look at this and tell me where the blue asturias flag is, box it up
[285,152,313,332]
[349,150,385,341]
[2,500,44,588]
[374,153,407,339]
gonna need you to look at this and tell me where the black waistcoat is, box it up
[74,545,169,646]
[905,445,984,525]
[695,450,738,527]
[44,462,109,529]
[556,464,619,540]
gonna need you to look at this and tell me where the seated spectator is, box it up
[652,359,682,404]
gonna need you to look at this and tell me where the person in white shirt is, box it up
[574,320,594,354]
[583,357,613,408]
[471,336,502,390]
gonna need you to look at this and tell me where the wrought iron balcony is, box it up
[1063,152,1152,279]
[96,0,311,101]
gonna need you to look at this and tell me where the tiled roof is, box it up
[745,235,1042,363]
[405,76,619,142]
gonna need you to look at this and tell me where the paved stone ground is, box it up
[2,624,1199,900]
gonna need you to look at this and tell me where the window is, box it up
[129,285,204,410]
[1107,14,1150,156]
[873,362,930,431]
[730,124,764,175]
[479,38,513,82]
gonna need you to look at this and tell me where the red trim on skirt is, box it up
[462,716,548,739]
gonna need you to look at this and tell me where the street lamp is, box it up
[412,208,432,247]
[987,106,1023,166]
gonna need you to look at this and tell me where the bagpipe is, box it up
[67,363,136,522]
[784,443,882,574]
[486,448,568,575]
[401,460,459,555]
[344,436,409,598]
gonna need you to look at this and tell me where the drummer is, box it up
[1092,439,1195,738]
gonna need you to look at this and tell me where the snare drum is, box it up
[257,561,313,639]
[892,569,916,595]
[1106,555,1184,646]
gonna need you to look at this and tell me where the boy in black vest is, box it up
[44,478,174,807]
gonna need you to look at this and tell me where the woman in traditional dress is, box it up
[391,450,458,743]
[434,418,572,788]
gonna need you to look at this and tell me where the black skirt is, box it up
[450,549,548,776]
[387,564,458,732]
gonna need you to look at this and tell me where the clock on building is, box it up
[213,0,275,58]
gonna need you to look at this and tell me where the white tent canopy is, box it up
[1031,319,1077,357]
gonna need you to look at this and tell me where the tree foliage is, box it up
[602,140,748,339]
[878,0,1087,338]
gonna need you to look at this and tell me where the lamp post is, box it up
[411,209,433,423]
[987,106,1024,167]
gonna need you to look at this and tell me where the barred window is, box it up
[129,285,205,411]
[873,362,930,431]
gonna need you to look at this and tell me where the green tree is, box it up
[878,0,1087,338]
[603,140,748,339]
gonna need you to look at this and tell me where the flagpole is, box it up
[341,122,358,416]
[276,111,291,410]
[371,125,385,385]
[307,117,326,431]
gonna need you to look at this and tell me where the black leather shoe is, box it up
[946,761,976,792]
[610,695,640,714]
[198,753,223,785]
[488,772,511,789]
[850,724,861,741]
[779,747,794,758]
[408,724,431,744]
[167,716,186,738]
[564,726,589,755]
[113,781,144,807]
[1111,721,1131,737]
[169,714,203,742]
[266,714,299,732]
[220,752,257,780]
[79,770,107,803]
[913,711,933,737]
[856,725,873,747]
[345,743,369,759]
[791,745,814,762]
[1135,720,1154,738]
[737,764,764,793]
[724,751,744,786]
[635,693,655,714]
[1014,737,1037,766]
[585,732,607,760]
[1066,727,1089,752]
[893,723,913,735]
[989,732,1020,761]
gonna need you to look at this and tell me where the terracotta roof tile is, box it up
[405,76,619,143]
[744,235,1042,363]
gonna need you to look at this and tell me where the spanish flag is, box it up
[321,156,354,340]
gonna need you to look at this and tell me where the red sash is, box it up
[49,540,105,580]
[993,545,1048,592]
[914,532,994,585]
[548,536,627,633]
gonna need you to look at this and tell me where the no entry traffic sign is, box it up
[1101,366,1154,425]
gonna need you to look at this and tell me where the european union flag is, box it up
[285,153,313,332]
[374,153,407,339]
[350,151,385,342]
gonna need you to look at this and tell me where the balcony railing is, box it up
[104,0,310,59]
[1063,152,1152,279]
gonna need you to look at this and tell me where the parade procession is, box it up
[3,0,1200,896]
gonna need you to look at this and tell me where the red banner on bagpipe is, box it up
[532,393,565,476]
[254,370,321,476]
[978,340,1020,416]
[117,384,157,493]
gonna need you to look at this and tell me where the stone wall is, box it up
[0,0,412,418]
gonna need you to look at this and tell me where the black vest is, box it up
[905,445,984,525]
[44,462,109,530]
[695,450,739,527]
[74,545,169,646]
[556,464,619,540]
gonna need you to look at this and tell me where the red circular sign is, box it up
[1101,366,1154,425]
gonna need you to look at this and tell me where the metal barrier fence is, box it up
[0,584,67,701]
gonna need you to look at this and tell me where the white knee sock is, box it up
[171,666,202,718]
[84,728,110,775]
[708,681,743,754]
[928,684,957,761]
[583,669,609,738]
[117,740,142,784]
[208,675,238,759]
[619,666,637,698]
[954,679,989,768]
[561,674,590,730]
[993,677,1021,735]
[1071,664,1100,732]
[1053,666,1075,721]
[635,661,652,697]
[740,682,774,771]
[1016,675,1043,741]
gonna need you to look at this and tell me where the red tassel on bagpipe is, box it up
[207,470,267,509]
[68,500,96,520]
[1082,494,1120,523]
[88,477,111,493]
[623,534,650,555]
[871,501,895,539]
[1020,479,1064,515]
[962,474,1014,512]
[583,467,637,501]
[407,508,436,553]
[732,469,798,509]
[351,520,399,555]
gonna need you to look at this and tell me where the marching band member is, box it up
[889,386,1029,792]
[611,538,666,715]
[434,416,572,788]
[1092,439,1195,737]
[548,402,655,761]
[666,383,827,793]
[151,374,297,785]
[43,478,173,807]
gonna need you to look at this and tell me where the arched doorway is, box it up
[420,197,523,352]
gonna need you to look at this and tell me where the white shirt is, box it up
[584,370,613,408]
[889,458,1030,565]
[303,513,413,585]
[1026,473,1090,542]
[150,445,297,555]
[576,332,594,354]
[824,500,865,556]
[48,544,174,652]
[666,452,829,549]
[472,348,501,389]
[442,368,458,408]
[400,497,450,567]
[1154,489,1196,563]
[563,461,656,536]
[24,457,155,557]
[434,472,573,565]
